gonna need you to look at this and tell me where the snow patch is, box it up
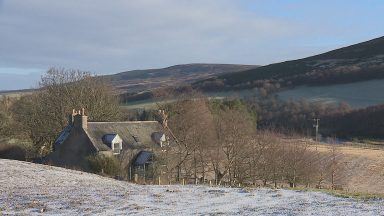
[1,159,383,215]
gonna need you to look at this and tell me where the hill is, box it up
[1,159,383,215]
[196,36,384,91]
[104,63,258,93]
[0,89,35,98]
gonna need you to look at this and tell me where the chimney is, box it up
[158,110,168,128]
[68,109,76,125]
[73,108,88,129]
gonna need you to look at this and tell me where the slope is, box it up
[1,159,384,215]
[104,63,258,93]
[202,36,384,90]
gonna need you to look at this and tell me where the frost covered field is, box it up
[1,159,384,215]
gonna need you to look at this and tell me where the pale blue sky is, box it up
[0,0,383,90]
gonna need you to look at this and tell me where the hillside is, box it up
[314,144,384,194]
[321,103,384,138]
[196,36,384,90]
[104,63,258,93]
[277,79,384,108]
[1,159,384,215]
[0,89,35,98]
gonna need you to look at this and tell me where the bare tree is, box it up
[261,131,285,187]
[327,143,343,190]
[159,90,216,183]
[282,139,313,188]
[12,68,121,155]
[214,107,255,185]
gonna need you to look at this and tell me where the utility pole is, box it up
[313,118,320,143]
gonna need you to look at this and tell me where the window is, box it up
[113,142,121,154]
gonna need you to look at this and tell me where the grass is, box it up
[195,180,384,200]
[202,183,384,200]
[291,187,384,200]
[358,139,384,146]
[121,100,158,109]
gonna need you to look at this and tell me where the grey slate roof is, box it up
[101,134,117,148]
[134,151,153,166]
[151,132,165,144]
[54,125,72,146]
[86,121,164,151]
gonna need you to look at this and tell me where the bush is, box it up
[87,154,121,176]
[0,144,26,161]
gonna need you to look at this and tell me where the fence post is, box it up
[129,166,132,181]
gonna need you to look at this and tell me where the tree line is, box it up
[195,59,384,92]
[147,92,344,189]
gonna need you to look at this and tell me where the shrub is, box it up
[87,154,121,176]
[0,144,26,161]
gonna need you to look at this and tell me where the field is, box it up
[314,144,384,194]
[1,158,384,215]
[0,90,33,99]
[277,79,384,108]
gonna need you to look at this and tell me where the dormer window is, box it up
[102,134,123,155]
[113,142,122,155]
[151,132,167,147]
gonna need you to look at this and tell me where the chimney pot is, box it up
[73,109,88,129]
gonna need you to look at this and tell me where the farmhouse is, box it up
[49,109,168,175]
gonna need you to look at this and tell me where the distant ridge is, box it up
[104,63,259,93]
[196,36,384,90]
[310,36,384,60]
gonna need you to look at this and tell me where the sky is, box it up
[0,0,383,90]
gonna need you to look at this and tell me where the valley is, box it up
[122,78,384,109]
[2,2,384,215]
